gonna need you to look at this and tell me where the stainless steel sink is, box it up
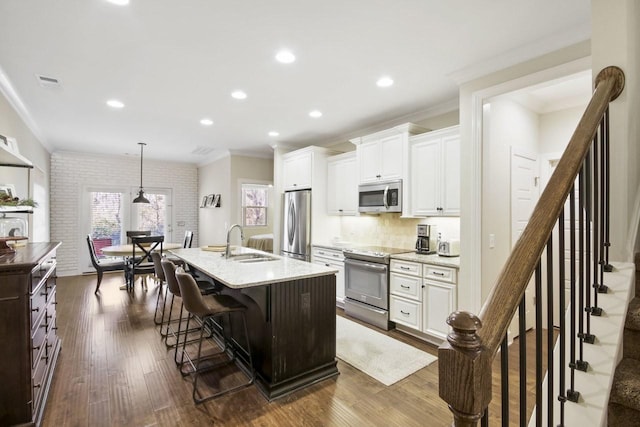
[230,253,278,263]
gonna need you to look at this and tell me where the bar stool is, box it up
[160,260,218,355]
[175,268,255,404]
[150,252,167,326]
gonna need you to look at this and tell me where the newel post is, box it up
[438,311,492,427]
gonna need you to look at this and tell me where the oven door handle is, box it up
[344,258,388,272]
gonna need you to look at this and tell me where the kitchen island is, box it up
[169,247,339,400]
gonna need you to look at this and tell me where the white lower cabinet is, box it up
[422,280,456,340]
[390,295,422,330]
[390,258,457,342]
[311,246,345,306]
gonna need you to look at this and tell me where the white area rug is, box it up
[335,315,437,386]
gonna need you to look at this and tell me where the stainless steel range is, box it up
[343,246,408,330]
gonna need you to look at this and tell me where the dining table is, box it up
[101,242,183,290]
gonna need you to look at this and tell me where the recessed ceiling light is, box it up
[268,131,279,137]
[106,99,125,108]
[376,76,394,87]
[231,90,247,100]
[106,0,130,5]
[200,118,214,126]
[275,50,296,64]
[309,110,323,118]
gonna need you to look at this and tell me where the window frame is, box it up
[240,183,270,228]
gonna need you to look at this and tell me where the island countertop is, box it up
[169,247,338,289]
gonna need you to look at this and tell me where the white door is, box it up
[510,148,539,337]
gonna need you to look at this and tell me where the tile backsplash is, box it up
[337,214,460,250]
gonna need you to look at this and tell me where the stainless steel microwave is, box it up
[358,180,402,213]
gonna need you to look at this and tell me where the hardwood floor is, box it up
[43,272,548,426]
[42,273,452,426]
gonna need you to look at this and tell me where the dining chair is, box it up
[165,230,193,268]
[126,230,151,243]
[175,268,255,404]
[87,235,126,293]
[126,235,163,291]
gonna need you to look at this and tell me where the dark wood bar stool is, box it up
[175,268,255,404]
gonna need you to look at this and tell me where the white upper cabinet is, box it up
[282,150,313,190]
[352,123,428,186]
[358,134,404,183]
[327,152,357,215]
[410,125,460,216]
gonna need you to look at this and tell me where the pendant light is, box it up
[132,142,150,204]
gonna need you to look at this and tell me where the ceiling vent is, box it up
[36,74,61,89]
[191,146,216,155]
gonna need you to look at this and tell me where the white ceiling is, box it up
[0,0,591,163]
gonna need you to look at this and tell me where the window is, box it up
[89,191,124,258]
[134,192,167,236]
[241,184,269,227]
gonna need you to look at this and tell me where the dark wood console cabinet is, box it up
[0,242,61,426]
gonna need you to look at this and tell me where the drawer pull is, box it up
[332,254,340,258]
[400,266,411,270]
[433,272,445,276]
[52,326,58,331]
[318,251,326,255]
[400,285,410,289]
[400,310,410,315]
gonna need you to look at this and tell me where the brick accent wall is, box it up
[51,151,198,276]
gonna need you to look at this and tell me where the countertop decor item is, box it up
[132,142,149,204]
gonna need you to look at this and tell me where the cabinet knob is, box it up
[31,307,40,313]
[376,174,381,178]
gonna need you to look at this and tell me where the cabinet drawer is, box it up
[32,342,49,410]
[390,295,422,330]
[423,265,456,284]
[30,286,48,327]
[31,313,48,369]
[312,247,344,261]
[30,259,56,293]
[390,259,422,276]
[390,272,422,301]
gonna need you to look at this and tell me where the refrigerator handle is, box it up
[288,200,296,245]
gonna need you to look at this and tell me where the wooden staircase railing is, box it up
[438,66,625,427]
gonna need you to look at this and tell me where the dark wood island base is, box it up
[196,270,339,401]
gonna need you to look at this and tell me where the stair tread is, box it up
[611,358,640,412]
[626,297,640,331]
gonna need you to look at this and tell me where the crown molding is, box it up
[0,66,51,151]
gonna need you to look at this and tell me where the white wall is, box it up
[592,0,640,260]
[198,154,274,246]
[198,155,231,245]
[51,151,198,276]
[481,98,540,294]
[0,91,51,241]
[458,41,592,313]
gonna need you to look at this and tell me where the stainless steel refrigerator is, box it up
[281,189,311,261]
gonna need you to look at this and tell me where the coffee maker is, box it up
[415,224,436,254]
